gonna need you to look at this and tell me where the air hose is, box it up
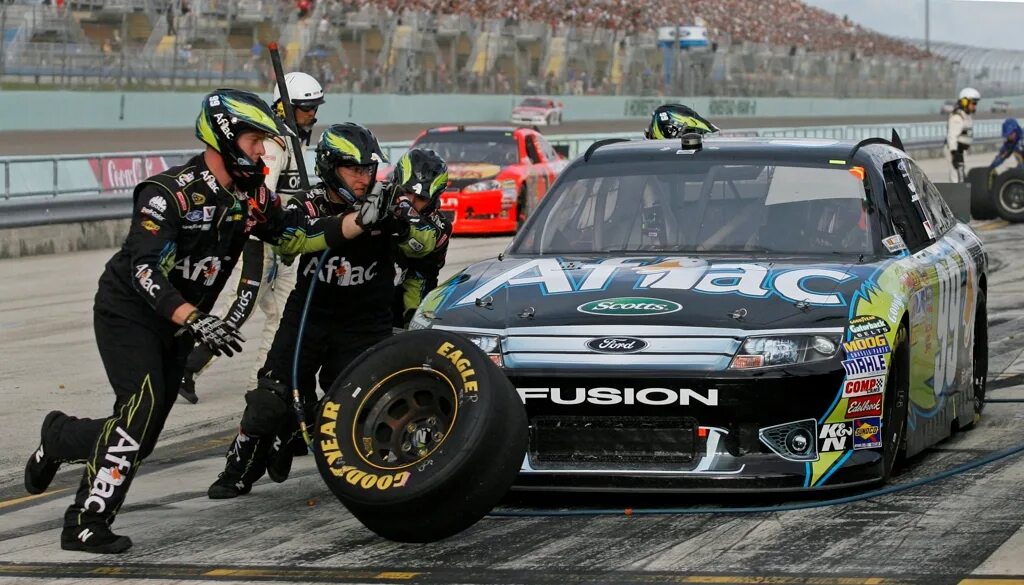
[493,392,1024,518]
[291,248,332,447]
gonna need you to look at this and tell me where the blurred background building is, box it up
[0,0,1019,99]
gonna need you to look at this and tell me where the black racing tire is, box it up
[515,186,530,230]
[964,289,988,429]
[882,326,909,481]
[967,167,997,220]
[993,169,1024,222]
[313,329,526,543]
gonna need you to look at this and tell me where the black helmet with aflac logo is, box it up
[644,103,719,139]
[387,148,449,213]
[195,89,285,188]
[314,123,386,205]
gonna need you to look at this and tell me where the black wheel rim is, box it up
[353,370,456,470]
[999,180,1024,212]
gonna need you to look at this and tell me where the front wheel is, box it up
[313,330,527,543]
[963,289,988,430]
[882,326,909,481]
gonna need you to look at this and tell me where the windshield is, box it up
[513,161,875,256]
[520,98,548,108]
[414,132,519,166]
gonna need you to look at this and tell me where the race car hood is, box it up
[423,255,887,331]
[513,107,549,114]
[446,163,503,181]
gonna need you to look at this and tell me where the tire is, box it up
[313,329,526,543]
[516,186,530,230]
[882,326,909,481]
[967,167,997,220]
[967,289,988,426]
[993,169,1024,222]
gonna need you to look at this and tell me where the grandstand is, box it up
[0,0,1008,99]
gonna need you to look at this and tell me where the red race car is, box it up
[405,126,567,235]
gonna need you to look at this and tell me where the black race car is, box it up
[411,134,989,492]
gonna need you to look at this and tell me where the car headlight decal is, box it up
[729,334,840,369]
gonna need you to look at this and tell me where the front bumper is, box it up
[506,368,886,492]
[511,115,549,126]
[440,189,517,234]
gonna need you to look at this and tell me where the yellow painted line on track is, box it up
[977,219,1010,231]
[0,487,69,509]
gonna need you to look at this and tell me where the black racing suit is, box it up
[393,207,453,328]
[218,185,446,487]
[44,154,344,531]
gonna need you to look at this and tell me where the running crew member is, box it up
[206,126,451,498]
[179,72,325,404]
[23,90,389,554]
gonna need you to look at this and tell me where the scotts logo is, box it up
[586,337,649,353]
[517,387,718,406]
[577,297,681,316]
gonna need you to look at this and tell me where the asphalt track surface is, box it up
[1,153,1024,585]
[0,112,1011,156]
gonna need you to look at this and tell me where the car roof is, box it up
[583,136,905,167]
[424,125,527,134]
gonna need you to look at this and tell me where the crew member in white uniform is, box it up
[946,87,980,182]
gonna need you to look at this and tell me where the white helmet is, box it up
[959,87,981,102]
[273,71,325,108]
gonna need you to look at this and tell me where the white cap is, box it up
[959,87,981,101]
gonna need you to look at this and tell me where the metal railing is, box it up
[0,120,1004,228]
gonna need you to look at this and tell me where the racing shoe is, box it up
[24,410,64,495]
[61,524,132,554]
[207,473,253,499]
[178,373,199,404]
[266,436,293,483]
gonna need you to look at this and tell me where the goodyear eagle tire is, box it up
[313,329,526,543]
[967,167,997,220]
[993,168,1024,222]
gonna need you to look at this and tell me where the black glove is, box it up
[393,197,422,225]
[355,182,391,229]
[185,310,245,357]
[951,150,965,167]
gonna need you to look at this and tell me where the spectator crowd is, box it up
[311,0,932,60]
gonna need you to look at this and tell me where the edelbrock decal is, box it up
[577,297,681,316]
[586,337,649,353]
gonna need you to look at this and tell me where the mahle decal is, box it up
[577,297,681,316]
